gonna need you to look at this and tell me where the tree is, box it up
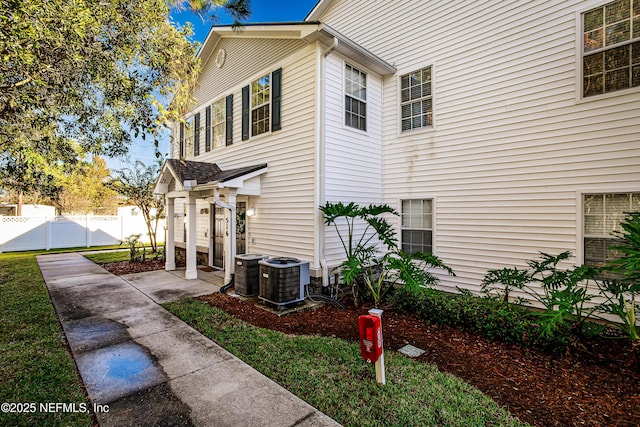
[110,161,165,252]
[0,145,66,215]
[0,0,250,210]
[57,156,120,215]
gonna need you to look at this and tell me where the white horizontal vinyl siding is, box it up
[171,38,308,161]
[195,44,319,264]
[320,0,640,294]
[194,38,307,107]
[170,199,209,249]
[196,199,209,249]
[322,53,384,268]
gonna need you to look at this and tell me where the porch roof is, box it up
[154,159,268,194]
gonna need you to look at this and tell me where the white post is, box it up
[165,197,176,271]
[185,195,197,279]
[45,217,51,251]
[368,308,385,385]
[85,215,91,248]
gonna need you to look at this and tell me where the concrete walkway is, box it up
[38,253,341,427]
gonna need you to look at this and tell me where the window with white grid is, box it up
[211,98,225,149]
[400,67,432,131]
[251,74,270,136]
[582,0,640,97]
[401,199,433,254]
[184,115,194,158]
[583,192,640,267]
[345,64,367,131]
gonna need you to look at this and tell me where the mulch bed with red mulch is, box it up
[102,260,640,427]
[100,259,167,275]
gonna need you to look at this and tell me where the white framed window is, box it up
[401,199,433,254]
[211,98,225,149]
[400,66,432,132]
[251,74,270,137]
[583,192,640,267]
[184,115,195,158]
[345,63,367,131]
[582,0,640,97]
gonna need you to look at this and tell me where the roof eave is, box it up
[198,22,395,77]
[316,24,396,76]
[305,0,334,21]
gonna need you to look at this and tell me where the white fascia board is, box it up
[198,22,395,77]
[317,24,396,76]
[216,167,268,189]
[206,24,320,40]
[154,162,183,194]
[305,0,334,21]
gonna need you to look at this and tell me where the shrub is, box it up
[118,233,145,263]
[482,251,599,339]
[596,212,640,368]
[394,286,571,353]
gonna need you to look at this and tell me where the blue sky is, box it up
[173,0,320,44]
[106,0,319,171]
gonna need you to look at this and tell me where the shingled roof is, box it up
[165,159,267,185]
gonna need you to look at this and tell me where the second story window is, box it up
[242,69,281,141]
[345,63,366,131]
[251,74,270,136]
[582,0,640,97]
[401,66,432,131]
[184,115,195,158]
[211,98,225,149]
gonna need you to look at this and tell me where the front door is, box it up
[212,206,225,268]
[210,201,247,269]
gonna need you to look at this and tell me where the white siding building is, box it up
[156,0,640,294]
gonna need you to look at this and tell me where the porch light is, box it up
[246,208,256,217]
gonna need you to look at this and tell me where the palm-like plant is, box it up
[319,202,398,257]
[320,202,398,305]
[597,212,640,367]
[321,201,455,307]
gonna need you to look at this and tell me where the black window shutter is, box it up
[226,94,233,146]
[179,122,185,158]
[271,68,282,131]
[205,106,211,152]
[242,85,249,141]
[193,113,200,156]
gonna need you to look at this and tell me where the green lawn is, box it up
[165,298,528,427]
[83,247,161,264]
[0,248,115,427]
[1,246,527,426]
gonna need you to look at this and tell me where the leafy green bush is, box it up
[320,202,456,307]
[118,233,145,262]
[482,251,599,339]
[595,212,640,367]
[394,286,571,353]
[320,202,398,305]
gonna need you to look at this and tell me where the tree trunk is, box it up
[17,191,23,216]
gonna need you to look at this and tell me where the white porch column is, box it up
[185,195,198,280]
[224,189,238,284]
[165,197,176,271]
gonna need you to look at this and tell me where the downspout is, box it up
[317,36,338,292]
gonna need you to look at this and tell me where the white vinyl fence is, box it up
[0,215,165,253]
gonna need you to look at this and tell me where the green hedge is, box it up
[393,287,572,353]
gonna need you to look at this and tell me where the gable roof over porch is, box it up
[154,159,267,195]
